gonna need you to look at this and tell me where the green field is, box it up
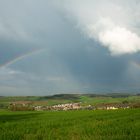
[0,109,140,140]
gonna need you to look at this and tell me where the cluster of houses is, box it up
[9,101,132,111]
[34,103,81,111]
[95,103,130,110]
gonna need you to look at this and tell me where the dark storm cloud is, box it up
[0,0,140,95]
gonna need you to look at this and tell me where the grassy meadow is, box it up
[0,109,140,140]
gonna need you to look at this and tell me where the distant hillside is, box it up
[0,93,140,108]
[38,93,138,100]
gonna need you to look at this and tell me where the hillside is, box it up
[0,93,140,109]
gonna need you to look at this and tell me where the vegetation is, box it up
[0,109,139,140]
[0,94,140,139]
[0,94,140,107]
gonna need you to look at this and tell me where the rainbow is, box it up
[0,48,45,68]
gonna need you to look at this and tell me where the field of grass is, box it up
[0,109,140,140]
[79,95,140,106]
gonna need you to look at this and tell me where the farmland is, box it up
[0,94,140,140]
[0,93,140,108]
[0,109,140,140]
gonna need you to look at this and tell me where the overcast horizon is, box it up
[0,0,140,96]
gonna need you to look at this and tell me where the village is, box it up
[8,101,133,111]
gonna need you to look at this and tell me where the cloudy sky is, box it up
[0,0,140,95]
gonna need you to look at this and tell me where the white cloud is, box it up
[86,18,140,55]
[58,0,140,55]
[98,24,140,55]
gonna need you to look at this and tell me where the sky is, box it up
[0,0,140,95]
